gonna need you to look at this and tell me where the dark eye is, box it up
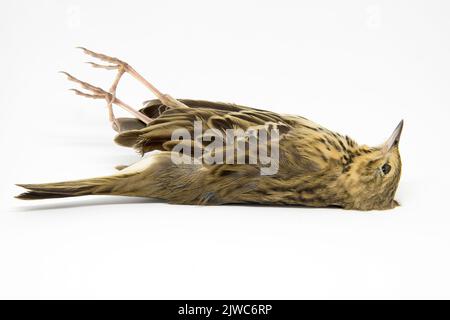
[381,163,391,175]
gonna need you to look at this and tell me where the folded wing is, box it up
[114,99,294,155]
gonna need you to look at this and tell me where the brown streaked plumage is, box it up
[16,48,403,210]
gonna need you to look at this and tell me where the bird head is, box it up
[338,120,403,210]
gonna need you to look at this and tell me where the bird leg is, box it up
[60,71,152,130]
[78,47,189,109]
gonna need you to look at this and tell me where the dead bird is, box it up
[16,48,403,210]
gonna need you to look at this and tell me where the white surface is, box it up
[1,0,449,299]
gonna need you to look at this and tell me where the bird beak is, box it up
[382,120,404,153]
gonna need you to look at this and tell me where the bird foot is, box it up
[77,47,188,109]
[60,70,151,129]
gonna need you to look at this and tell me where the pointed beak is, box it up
[383,120,404,153]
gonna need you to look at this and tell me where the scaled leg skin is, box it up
[78,47,189,109]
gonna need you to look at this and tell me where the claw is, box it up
[86,62,119,70]
[77,47,125,66]
[60,71,107,95]
[69,89,104,99]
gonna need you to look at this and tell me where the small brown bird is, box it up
[16,48,403,210]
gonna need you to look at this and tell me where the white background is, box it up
[1,0,449,299]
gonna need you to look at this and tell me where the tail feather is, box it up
[15,191,78,200]
[16,174,134,200]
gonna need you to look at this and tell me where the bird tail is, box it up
[16,174,137,200]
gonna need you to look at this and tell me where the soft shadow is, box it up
[13,197,162,212]
[13,197,346,213]
[227,202,342,210]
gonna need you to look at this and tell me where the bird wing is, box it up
[114,99,294,155]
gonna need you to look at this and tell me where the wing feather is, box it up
[115,99,294,154]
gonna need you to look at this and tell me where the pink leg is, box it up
[78,47,189,109]
[60,71,152,128]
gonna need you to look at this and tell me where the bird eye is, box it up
[381,163,391,175]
